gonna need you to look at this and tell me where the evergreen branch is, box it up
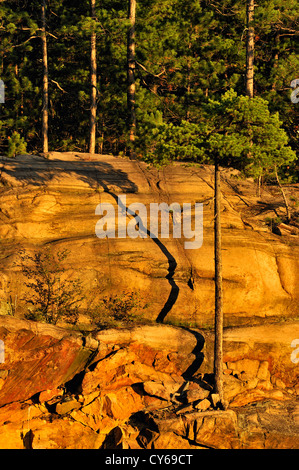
[208,2,238,16]
[50,80,67,93]
[47,31,58,39]
[11,36,38,48]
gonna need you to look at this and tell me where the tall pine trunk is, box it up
[89,0,97,154]
[246,0,257,196]
[213,154,225,409]
[246,0,254,98]
[41,0,48,155]
[127,0,136,157]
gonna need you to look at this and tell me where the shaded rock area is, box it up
[0,316,298,449]
[0,152,298,328]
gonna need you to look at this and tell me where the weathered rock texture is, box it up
[0,317,298,449]
[0,315,93,407]
[0,152,298,327]
[0,153,298,449]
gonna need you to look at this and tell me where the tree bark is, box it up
[127,0,136,157]
[41,0,48,155]
[257,174,261,198]
[214,155,225,409]
[89,0,97,154]
[186,41,192,122]
[246,0,254,98]
[271,34,279,92]
[275,166,291,223]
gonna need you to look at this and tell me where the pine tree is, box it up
[0,1,39,154]
[0,0,297,180]
[7,131,27,157]
[246,0,255,98]
[213,149,225,409]
[41,0,49,154]
[206,90,296,183]
[127,0,137,155]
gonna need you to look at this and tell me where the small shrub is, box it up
[289,196,299,208]
[7,131,27,158]
[18,248,84,325]
[89,290,149,328]
[265,216,283,227]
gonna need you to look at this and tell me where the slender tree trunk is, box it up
[214,155,225,409]
[246,0,254,98]
[275,166,291,223]
[271,34,279,92]
[127,0,136,157]
[186,41,192,122]
[246,0,256,193]
[89,0,97,154]
[257,175,261,198]
[41,0,48,155]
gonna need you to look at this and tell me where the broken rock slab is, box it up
[0,315,97,407]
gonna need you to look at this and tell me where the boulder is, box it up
[55,399,81,415]
[227,359,260,378]
[194,398,211,411]
[102,387,144,421]
[0,316,96,407]
[148,409,240,449]
[39,388,64,403]
[257,361,270,380]
[183,387,210,403]
[29,419,100,449]
[0,314,298,449]
[143,381,175,401]
[82,324,203,396]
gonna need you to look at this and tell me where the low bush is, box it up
[18,247,84,325]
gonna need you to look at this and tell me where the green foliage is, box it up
[206,89,296,178]
[0,0,297,179]
[6,131,27,157]
[143,119,208,165]
[136,110,208,165]
[265,216,283,227]
[135,109,164,159]
[19,248,84,325]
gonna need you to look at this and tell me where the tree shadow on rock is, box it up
[0,154,138,193]
[2,154,181,322]
[21,429,34,449]
[181,328,205,380]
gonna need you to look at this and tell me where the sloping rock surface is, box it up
[0,152,298,327]
[0,153,298,448]
[0,315,94,406]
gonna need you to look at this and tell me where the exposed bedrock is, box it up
[0,152,298,328]
[0,317,298,449]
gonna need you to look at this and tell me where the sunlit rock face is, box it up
[0,152,298,328]
[0,317,298,449]
[0,153,298,449]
